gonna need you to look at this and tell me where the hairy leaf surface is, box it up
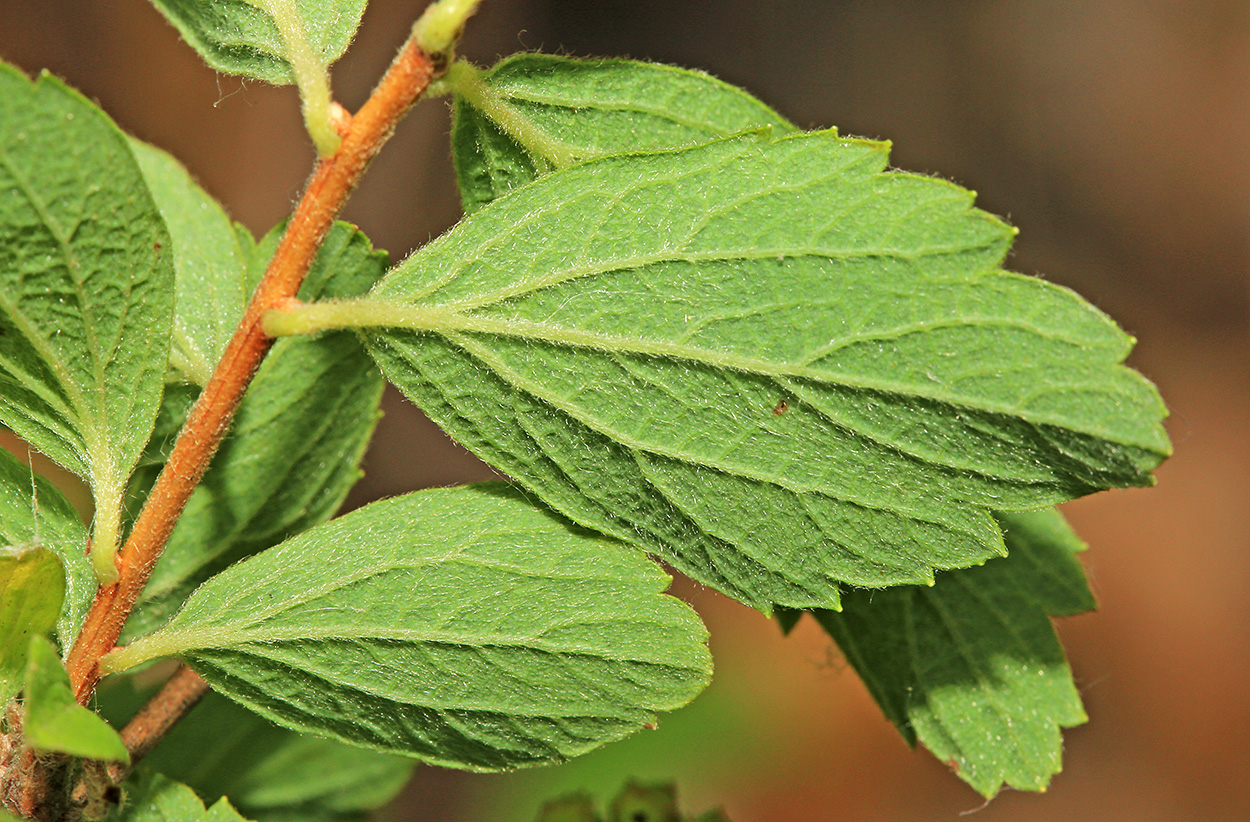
[129,140,254,386]
[0,447,92,648]
[122,223,386,640]
[146,0,368,85]
[814,509,1094,796]
[0,64,174,576]
[24,636,129,762]
[116,772,250,822]
[108,485,712,770]
[356,132,1170,611]
[451,54,796,213]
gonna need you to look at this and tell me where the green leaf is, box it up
[115,772,251,822]
[813,508,1095,796]
[23,636,129,762]
[121,222,386,641]
[105,484,712,771]
[0,447,93,648]
[450,55,796,213]
[0,542,64,705]
[0,63,175,581]
[100,683,414,822]
[146,0,368,85]
[128,139,255,387]
[335,131,1169,612]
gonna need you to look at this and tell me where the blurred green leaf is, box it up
[687,811,731,822]
[102,685,414,822]
[534,792,601,822]
[608,781,679,822]
[115,772,251,822]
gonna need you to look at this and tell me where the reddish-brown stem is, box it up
[106,666,208,783]
[65,37,439,704]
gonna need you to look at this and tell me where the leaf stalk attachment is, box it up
[443,60,580,168]
[64,20,444,706]
[258,0,341,157]
[413,0,485,56]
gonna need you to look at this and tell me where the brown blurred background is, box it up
[2,1,1248,820]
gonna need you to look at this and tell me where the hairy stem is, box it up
[105,666,208,784]
[64,29,442,705]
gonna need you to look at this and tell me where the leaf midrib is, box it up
[365,300,1152,453]
[177,543,658,628]
[425,245,1003,314]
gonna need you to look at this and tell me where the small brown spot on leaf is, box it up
[773,399,789,415]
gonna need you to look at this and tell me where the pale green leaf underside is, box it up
[0,448,93,649]
[24,636,129,762]
[452,54,797,213]
[111,484,711,771]
[815,508,1094,796]
[148,0,369,84]
[121,222,386,641]
[0,543,64,705]
[361,132,1169,611]
[129,139,254,386]
[116,772,251,822]
[0,64,174,567]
